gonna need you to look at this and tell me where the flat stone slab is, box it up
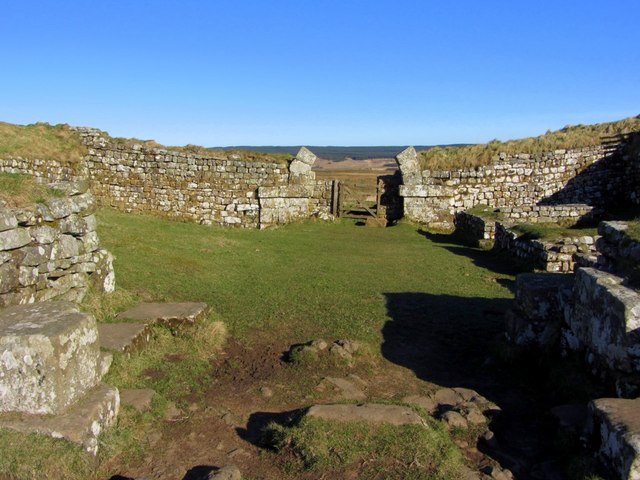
[307,403,423,426]
[120,388,155,412]
[98,323,152,354]
[0,301,105,415]
[116,302,208,326]
[323,376,366,400]
[0,383,119,455]
[590,397,640,480]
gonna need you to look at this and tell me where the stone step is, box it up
[116,302,208,327]
[98,322,152,354]
[0,383,119,455]
[0,301,107,415]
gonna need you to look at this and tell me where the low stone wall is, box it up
[396,140,632,228]
[507,266,640,397]
[453,211,496,246]
[562,268,640,396]
[0,182,115,308]
[493,222,598,272]
[498,203,596,225]
[595,221,640,285]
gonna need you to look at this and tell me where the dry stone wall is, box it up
[396,142,633,229]
[0,128,333,229]
[507,222,640,397]
[0,182,114,308]
[493,222,598,273]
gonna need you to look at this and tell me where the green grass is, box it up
[419,115,640,170]
[0,211,517,479]
[509,223,598,242]
[0,172,66,207]
[0,121,86,162]
[95,209,515,344]
[264,409,463,479]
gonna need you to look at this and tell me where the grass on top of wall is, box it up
[109,136,293,164]
[418,115,640,170]
[0,172,66,207]
[509,223,598,242]
[0,122,87,162]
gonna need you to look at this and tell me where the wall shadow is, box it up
[381,292,512,395]
[417,229,526,280]
[381,292,568,479]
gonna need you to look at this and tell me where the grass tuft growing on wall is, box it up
[0,172,66,207]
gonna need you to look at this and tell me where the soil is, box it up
[106,317,583,480]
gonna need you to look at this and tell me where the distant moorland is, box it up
[214,145,467,161]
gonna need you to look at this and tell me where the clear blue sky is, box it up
[1,1,638,146]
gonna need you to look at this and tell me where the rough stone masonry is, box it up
[0,181,114,309]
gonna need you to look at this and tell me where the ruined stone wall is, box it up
[0,182,115,308]
[493,222,598,273]
[78,129,290,228]
[595,221,640,285]
[0,128,333,229]
[397,144,627,228]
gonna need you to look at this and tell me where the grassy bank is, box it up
[0,122,86,162]
[419,115,640,170]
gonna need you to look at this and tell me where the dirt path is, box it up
[108,315,573,480]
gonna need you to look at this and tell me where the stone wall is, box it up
[493,222,598,273]
[453,211,496,246]
[396,141,633,228]
[0,182,115,308]
[0,129,334,229]
[595,221,640,285]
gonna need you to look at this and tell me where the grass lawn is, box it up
[1,210,521,480]
[96,209,515,346]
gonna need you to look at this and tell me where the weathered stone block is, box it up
[564,268,640,376]
[589,397,640,480]
[0,228,31,251]
[0,383,119,455]
[0,301,105,414]
[0,209,18,232]
[506,273,574,348]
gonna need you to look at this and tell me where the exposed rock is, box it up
[306,403,423,426]
[402,394,437,414]
[322,376,366,400]
[259,386,274,398]
[442,410,468,429]
[207,465,242,480]
[120,388,155,413]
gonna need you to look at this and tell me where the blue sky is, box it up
[1,1,638,146]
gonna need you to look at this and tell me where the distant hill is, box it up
[213,145,468,161]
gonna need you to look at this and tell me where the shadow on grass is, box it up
[417,229,526,281]
[237,409,303,446]
[381,292,511,395]
[381,292,570,479]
